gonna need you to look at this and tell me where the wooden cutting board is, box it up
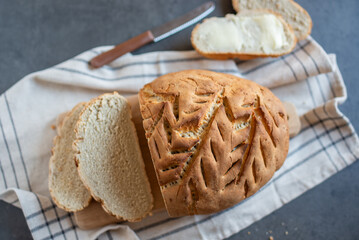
[74,96,301,230]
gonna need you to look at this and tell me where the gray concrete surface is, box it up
[0,0,358,239]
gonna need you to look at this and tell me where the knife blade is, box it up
[89,1,215,68]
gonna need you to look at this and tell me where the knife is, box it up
[89,1,215,68]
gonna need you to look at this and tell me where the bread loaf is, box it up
[191,10,296,60]
[139,70,289,217]
[232,0,312,40]
[49,103,92,212]
[74,92,153,221]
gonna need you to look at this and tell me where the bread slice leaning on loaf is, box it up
[74,92,153,221]
[232,0,312,40]
[191,10,296,60]
[49,102,92,212]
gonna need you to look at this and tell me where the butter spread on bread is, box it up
[139,70,289,217]
[232,0,312,40]
[191,10,296,60]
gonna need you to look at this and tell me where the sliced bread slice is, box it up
[232,0,312,40]
[49,102,92,212]
[191,10,296,60]
[74,92,153,221]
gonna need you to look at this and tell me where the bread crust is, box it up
[73,92,153,222]
[49,102,92,212]
[191,10,297,60]
[139,70,289,217]
[232,0,312,41]
[289,0,312,40]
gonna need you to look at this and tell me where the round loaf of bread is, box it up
[139,70,289,217]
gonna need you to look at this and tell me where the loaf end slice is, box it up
[232,0,312,40]
[49,102,92,212]
[74,92,153,221]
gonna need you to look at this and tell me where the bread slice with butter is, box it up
[74,92,153,221]
[232,0,312,40]
[191,10,296,60]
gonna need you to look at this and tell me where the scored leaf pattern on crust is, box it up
[139,70,289,217]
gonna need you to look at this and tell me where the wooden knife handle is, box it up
[89,30,154,69]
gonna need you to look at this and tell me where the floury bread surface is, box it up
[191,10,296,60]
[49,103,92,212]
[139,70,289,217]
[74,93,153,221]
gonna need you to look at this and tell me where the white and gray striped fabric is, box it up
[0,36,358,240]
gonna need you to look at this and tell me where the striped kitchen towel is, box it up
[0,36,358,240]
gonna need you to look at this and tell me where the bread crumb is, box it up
[285,231,288,235]
[51,125,56,130]
[269,236,274,240]
[248,231,251,235]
